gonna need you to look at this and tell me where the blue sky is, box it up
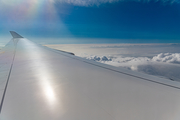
[0,0,180,43]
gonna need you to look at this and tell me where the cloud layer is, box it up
[56,0,180,6]
[152,53,180,64]
[85,53,180,81]
[86,53,180,64]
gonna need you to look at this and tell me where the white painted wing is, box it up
[1,31,180,120]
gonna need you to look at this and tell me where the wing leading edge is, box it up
[0,32,180,120]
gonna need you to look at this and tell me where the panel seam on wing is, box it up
[0,40,18,113]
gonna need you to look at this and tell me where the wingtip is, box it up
[10,31,24,38]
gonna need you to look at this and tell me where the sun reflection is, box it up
[44,83,56,103]
[37,68,57,105]
[36,60,57,106]
[23,39,58,108]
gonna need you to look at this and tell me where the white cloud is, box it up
[84,53,180,81]
[152,53,180,64]
[55,0,180,6]
[86,53,180,64]
[86,55,112,61]
[56,0,119,6]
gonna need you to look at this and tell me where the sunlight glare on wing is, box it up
[45,84,55,102]
[22,39,63,111]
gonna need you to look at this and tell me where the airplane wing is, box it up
[1,31,180,120]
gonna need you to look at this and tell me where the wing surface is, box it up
[1,31,180,120]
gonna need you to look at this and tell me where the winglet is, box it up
[10,31,24,38]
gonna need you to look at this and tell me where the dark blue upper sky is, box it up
[56,1,180,40]
[0,0,180,43]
